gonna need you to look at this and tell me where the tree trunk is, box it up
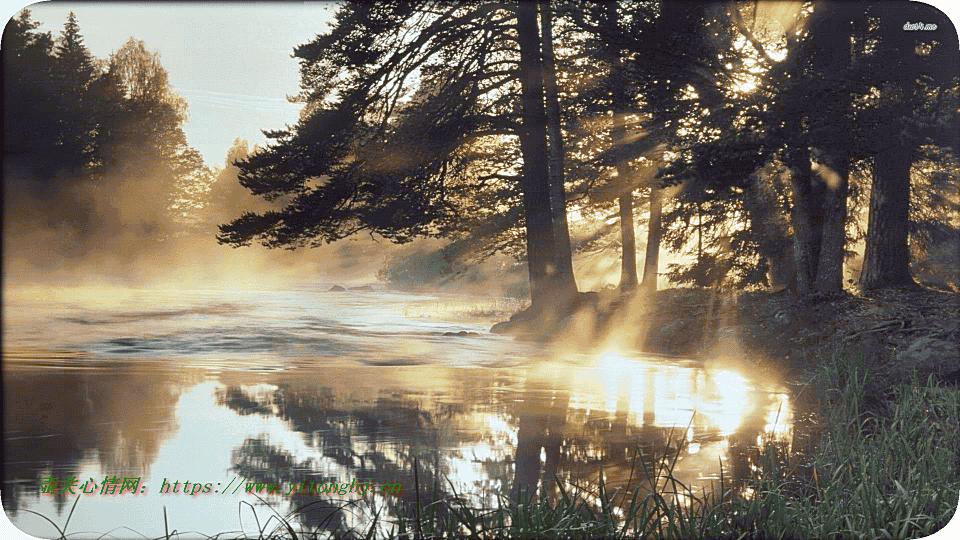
[859,150,914,289]
[814,156,848,293]
[610,77,638,290]
[612,110,638,291]
[768,245,796,291]
[811,2,855,294]
[641,186,662,290]
[515,1,570,308]
[859,4,923,290]
[598,1,640,292]
[539,1,578,292]
[618,191,639,291]
[788,146,817,296]
[743,177,795,290]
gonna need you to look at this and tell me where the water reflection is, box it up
[3,370,184,514]
[3,288,794,537]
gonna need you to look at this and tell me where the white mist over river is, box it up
[3,285,793,538]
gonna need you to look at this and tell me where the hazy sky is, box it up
[3,1,959,168]
[4,1,337,166]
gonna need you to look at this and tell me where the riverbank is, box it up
[490,285,960,387]
[478,285,960,538]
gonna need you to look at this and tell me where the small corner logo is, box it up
[903,22,938,31]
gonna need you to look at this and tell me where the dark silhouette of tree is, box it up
[751,1,957,293]
[540,1,578,291]
[806,3,858,294]
[910,146,960,290]
[4,10,209,258]
[682,2,858,293]
[3,9,60,183]
[606,4,641,292]
[757,1,860,296]
[97,38,204,232]
[857,2,959,289]
[651,1,956,295]
[218,2,579,309]
[51,12,98,176]
[560,1,731,292]
[516,0,576,306]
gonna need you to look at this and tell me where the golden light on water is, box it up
[4,287,797,536]
[579,353,773,440]
[710,369,751,435]
[764,392,794,441]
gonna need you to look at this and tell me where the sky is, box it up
[2,0,959,168]
[3,1,337,167]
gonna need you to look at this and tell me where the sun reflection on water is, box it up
[4,289,796,537]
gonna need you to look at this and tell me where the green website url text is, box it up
[245,478,403,498]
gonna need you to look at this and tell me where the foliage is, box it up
[909,146,960,290]
[651,2,959,291]
[3,9,63,182]
[2,10,208,251]
[50,12,98,175]
[217,2,521,251]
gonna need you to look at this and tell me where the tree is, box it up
[95,38,204,233]
[750,1,958,292]
[653,1,945,294]
[857,2,958,289]
[644,0,737,292]
[515,0,574,306]
[620,0,829,292]
[218,2,579,309]
[909,146,960,290]
[539,1,577,291]
[3,9,60,182]
[761,1,863,295]
[807,3,858,294]
[561,1,725,292]
[52,12,98,176]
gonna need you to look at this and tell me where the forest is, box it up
[5,3,958,306]
[211,0,959,309]
[4,3,960,539]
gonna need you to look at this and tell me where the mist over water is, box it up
[3,282,794,538]
[2,153,792,537]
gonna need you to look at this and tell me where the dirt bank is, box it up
[491,286,960,385]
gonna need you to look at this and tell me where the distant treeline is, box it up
[4,11,204,229]
[3,9,272,270]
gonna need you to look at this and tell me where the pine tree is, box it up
[217,2,579,308]
[2,9,60,181]
[858,2,958,289]
[52,12,98,175]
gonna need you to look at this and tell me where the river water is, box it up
[3,284,794,538]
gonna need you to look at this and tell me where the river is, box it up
[2,284,794,538]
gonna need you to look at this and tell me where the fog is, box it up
[3,156,394,292]
[3,164,541,301]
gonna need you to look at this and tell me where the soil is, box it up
[491,285,960,387]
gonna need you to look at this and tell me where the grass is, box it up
[16,349,959,540]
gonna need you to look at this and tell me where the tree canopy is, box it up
[3,10,209,266]
[207,1,958,298]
